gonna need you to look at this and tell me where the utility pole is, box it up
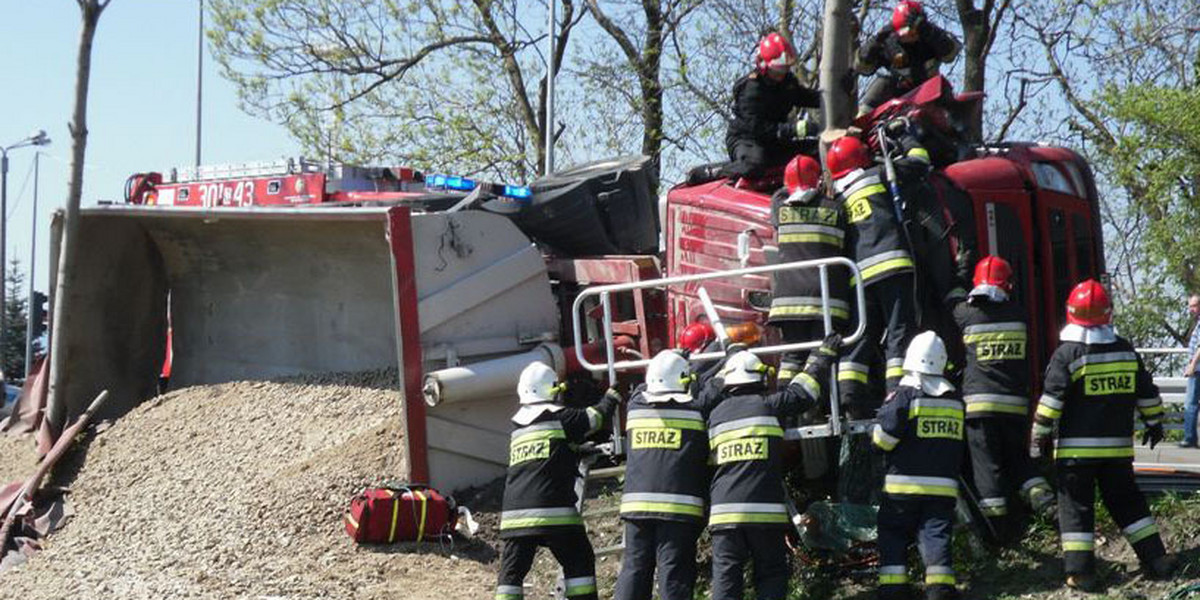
[0,131,50,361]
[195,0,204,168]
[25,152,40,373]
[544,0,556,176]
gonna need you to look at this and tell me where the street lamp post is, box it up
[25,151,42,373]
[1,129,50,375]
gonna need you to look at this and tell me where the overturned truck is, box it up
[48,76,1104,493]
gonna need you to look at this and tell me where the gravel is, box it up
[0,370,498,599]
[0,430,39,486]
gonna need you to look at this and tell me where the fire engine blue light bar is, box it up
[427,173,532,200]
[504,185,532,199]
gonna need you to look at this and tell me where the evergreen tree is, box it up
[3,259,28,380]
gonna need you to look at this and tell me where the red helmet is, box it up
[1066,279,1112,327]
[973,256,1013,292]
[756,32,796,74]
[892,0,925,38]
[784,155,821,194]
[826,136,871,180]
[679,321,716,353]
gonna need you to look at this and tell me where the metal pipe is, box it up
[571,256,868,372]
[600,291,621,454]
[698,286,729,348]
[819,263,841,435]
[421,343,564,407]
[195,0,204,168]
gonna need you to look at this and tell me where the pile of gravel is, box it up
[1,370,497,599]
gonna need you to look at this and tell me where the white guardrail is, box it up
[571,257,869,443]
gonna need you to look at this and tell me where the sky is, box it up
[0,0,297,292]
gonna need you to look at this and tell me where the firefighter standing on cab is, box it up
[495,363,620,600]
[872,331,964,600]
[614,350,721,600]
[827,135,918,413]
[855,0,962,115]
[1032,280,1175,590]
[953,256,1055,538]
[768,154,851,380]
[706,336,840,600]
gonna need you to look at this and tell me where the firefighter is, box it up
[827,135,917,414]
[769,154,850,380]
[495,362,620,600]
[717,32,821,181]
[707,335,841,600]
[615,350,720,600]
[855,0,962,116]
[953,256,1055,540]
[1031,280,1176,590]
[871,331,964,600]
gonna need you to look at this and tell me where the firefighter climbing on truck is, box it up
[768,154,851,381]
[855,0,963,116]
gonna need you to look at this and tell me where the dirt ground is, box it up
[2,374,1199,599]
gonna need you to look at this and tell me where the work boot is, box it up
[1146,554,1177,579]
[1065,573,1096,591]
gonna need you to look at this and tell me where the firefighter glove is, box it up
[1141,423,1164,449]
[604,386,623,405]
[803,334,842,375]
[1031,433,1053,459]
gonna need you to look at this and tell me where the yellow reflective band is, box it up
[884,482,958,498]
[1054,447,1134,459]
[566,583,597,596]
[846,185,886,223]
[620,501,704,517]
[879,574,909,584]
[1126,523,1158,543]
[906,147,931,162]
[838,370,869,384]
[980,505,1007,516]
[511,429,567,446]
[625,418,705,431]
[778,232,844,247]
[768,305,851,319]
[862,257,916,282]
[873,426,899,451]
[1035,404,1062,420]
[499,515,583,530]
[925,574,956,585]
[1071,361,1138,381]
[1063,540,1094,552]
[962,331,1026,343]
[909,406,964,419]
[709,512,790,525]
[794,372,822,398]
[709,425,784,448]
[495,595,523,600]
[1139,405,1165,416]
[777,369,799,380]
[886,366,906,379]
[967,403,1028,415]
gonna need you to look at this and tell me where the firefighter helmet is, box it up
[722,350,775,387]
[756,32,796,75]
[1066,279,1112,327]
[644,350,694,403]
[784,155,822,194]
[517,361,565,406]
[826,136,871,180]
[892,0,925,39]
[902,331,947,376]
[973,255,1013,292]
[679,321,716,353]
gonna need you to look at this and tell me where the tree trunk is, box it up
[819,0,854,132]
[956,0,989,141]
[47,0,108,433]
[639,1,665,185]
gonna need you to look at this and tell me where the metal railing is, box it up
[571,257,868,442]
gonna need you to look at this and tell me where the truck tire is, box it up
[513,155,659,256]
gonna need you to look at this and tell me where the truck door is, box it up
[975,192,1042,386]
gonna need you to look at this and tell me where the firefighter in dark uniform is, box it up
[769,154,850,380]
[953,256,1055,538]
[855,0,962,116]
[871,331,964,600]
[721,32,820,180]
[707,336,840,600]
[827,135,917,412]
[615,350,719,600]
[495,362,620,600]
[1031,280,1176,590]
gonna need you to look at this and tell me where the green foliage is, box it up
[2,259,28,380]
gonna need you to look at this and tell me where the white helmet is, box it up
[722,350,774,387]
[902,331,947,376]
[644,350,694,403]
[517,361,564,406]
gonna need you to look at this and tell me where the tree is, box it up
[208,0,583,181]
[2,260,28,379]
[47,0,112,432]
